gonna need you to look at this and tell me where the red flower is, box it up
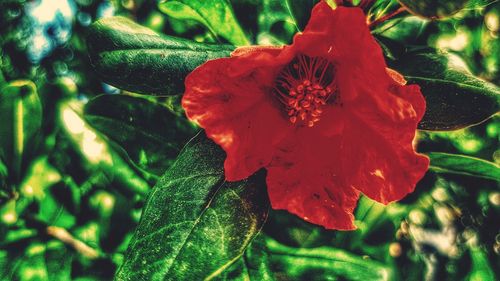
[182,1,429,230]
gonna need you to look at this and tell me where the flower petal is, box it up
[284,4,387,103]
[182,48,292,181]
[292,5,380,60]
[266,128,359,230]
[342,81,429,204]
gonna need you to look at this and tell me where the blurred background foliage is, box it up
[0,0,498,280]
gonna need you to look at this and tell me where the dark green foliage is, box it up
[85,94,197,177]
[87,17,233,95]
[0,81,42,183]
[389,49,500,131]
[115,134,269,280]
[1,0,499,280]
[397,0,469,19]
[158,0,250,45]
[286,0,320,30]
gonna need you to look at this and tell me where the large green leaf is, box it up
[0,80,42,181]
[388,49,500,131]
[84,94,196,177]
[115,134,269,281]
[265,237,392,281]
[397,0,469,19]
[87,17,233,95]
[428,152,500,181]
[158,0,250,46]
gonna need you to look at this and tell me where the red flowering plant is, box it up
[182,1,429,230]
[83,0,500,279]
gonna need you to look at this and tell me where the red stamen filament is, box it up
[274,55,336,127]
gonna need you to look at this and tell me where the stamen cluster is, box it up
[274,55,336,127]
[287,80,332,127]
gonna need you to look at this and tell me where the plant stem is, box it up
[46,226,100,259]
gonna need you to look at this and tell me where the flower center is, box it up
[274,55,336,128]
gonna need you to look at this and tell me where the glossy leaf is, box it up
[398,0,469,19]
[115,134,269,281]
[158,0,250,46]
[84,94,196,177]
[265,237,392,281]
[389,49,500,131]
[87,17,233,95]
[0,80,42,180]
[428,152,500,181]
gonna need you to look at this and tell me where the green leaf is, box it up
[84,94,196,177]
[257,0,297,45]
[115,134,269,281]
[241,236,275,281]
[397,0,469,19]
[0,228,36,246]
[0,247,24,281]
[285,0,319,31]
[87,17,233,95]
[375,16,428,44]
[265,237,392,281]
[58,102,150,196]
[428,152,500,181]
[216,235,275,281]
[0,160,7,190]
[37,190,76,229]
[45,244,73,281]
[388,49,500,131]
[467,247,496,281]
[19,157,61,201]
[0,80,42,181]
[11,242,73,281]
[0,57,6,88]
[0,199,17,226]
[158,0,250,46]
